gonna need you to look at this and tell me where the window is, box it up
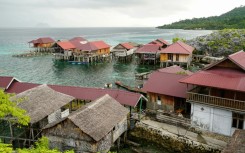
[157,96,161,105]
[168,53,173,61]
[232,113,244,129]
[176,54,179,61]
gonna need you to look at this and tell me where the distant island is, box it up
[157,6,245,30]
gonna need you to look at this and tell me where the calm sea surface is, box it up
[0,28,212,87]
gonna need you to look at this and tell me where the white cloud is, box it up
[0,0,243,27]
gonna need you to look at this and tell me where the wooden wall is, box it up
[215,59,242,70]
[147,92,175,111]
[96,48,110,55]
[160,53,191,63]
[35,43,53,48]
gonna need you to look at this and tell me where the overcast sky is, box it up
[0,0,244,27]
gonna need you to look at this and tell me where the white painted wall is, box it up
[191,103,233,136]
[212,108,232,135]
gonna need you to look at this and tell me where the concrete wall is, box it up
[191,103,233,136]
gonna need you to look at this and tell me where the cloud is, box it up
[0,0,244,27]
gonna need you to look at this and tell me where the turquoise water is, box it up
[0,28,212,87]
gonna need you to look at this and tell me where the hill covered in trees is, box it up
[157,6,245,30]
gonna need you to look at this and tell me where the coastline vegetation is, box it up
[157,6,245,30]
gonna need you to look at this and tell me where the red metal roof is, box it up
[75,42,98,51]
[180,67,245,92]
[69,37,87,42]
[0,76,14,89]
[142,71,190,98]
[72,41,110,51]
[120,43,134,50]
[228,50,245,70]
[135,44,161,53]
[160,41,194,54]
[91,41,110,50]
[29,37,55,44]
[57,41,76,50]
[148,40,163,46]
[157,38,170,45]
[158,65,193,75]
[6,81,142,107]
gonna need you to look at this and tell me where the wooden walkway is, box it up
[115,81,146,94]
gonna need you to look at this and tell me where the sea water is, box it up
[0,27,212,87]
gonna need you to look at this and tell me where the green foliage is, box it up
[0,90,30,126]
[157,6,245,30]
[0,140,12,153]
[176,71,187,75]
[17,137,74,153]
[172,37,186,43]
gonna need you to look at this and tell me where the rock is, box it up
[187,29,245,57]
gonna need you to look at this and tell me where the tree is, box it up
[172,37,186,43]
[17,137,74,153]
[0,89,30,126]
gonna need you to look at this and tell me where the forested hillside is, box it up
[157,6,245,30]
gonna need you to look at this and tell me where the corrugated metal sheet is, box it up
[228,50,245,70]
[0,76,14,89]
[92,41,110,50]
[120,43,134,50]
[158,65,193,75]
[6,81,142,107]
[160,41,194,54]
[29,37,55,44]
[142,71,190,98]
[180,67,245,92]
[57,41,76,50]
[136,44,161,53]
[69,37,87,42]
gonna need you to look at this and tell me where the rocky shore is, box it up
[130,120,228,153]
[187,29,245,57]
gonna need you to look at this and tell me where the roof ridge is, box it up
[176,41,191,53]
[228,50,244,57]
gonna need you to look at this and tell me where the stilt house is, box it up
[28,37,55,52]
[112,42,135,61]
[180,50,245,136]
[160,41,194,68]
[135,44,162,65]
[42,94,129,153]
[142,66,192,116]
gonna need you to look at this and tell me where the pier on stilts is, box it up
[115,81,146,94]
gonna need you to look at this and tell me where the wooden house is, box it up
[180,50,245,136]
[42,94,129,153]
[148,38,170,48]
[28,37,55,52]
[3,77,146,119]
[53,41,76,60]
[135,44,162,65]
[0,76,18,90]
[69,37,88,44]
[111,42,135,61]
[160,41,194,68]
[70,40,111,63]
[2,85,75,147]
[142,66,192,116]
